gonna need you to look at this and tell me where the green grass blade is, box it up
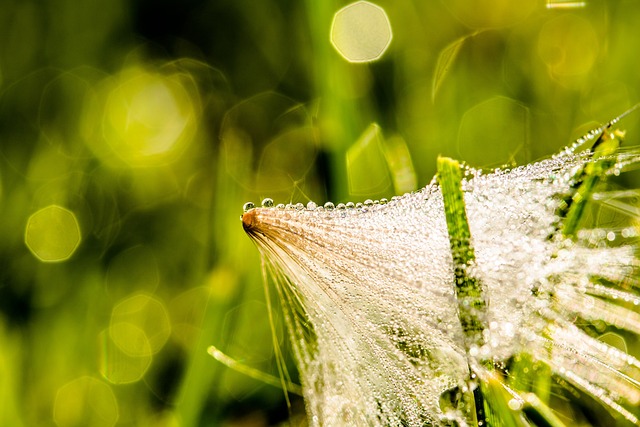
[481,373,532,427]
[560,129,624,237]
[437,156,490,426]
[437,157,487,345]
[521,393,568,427]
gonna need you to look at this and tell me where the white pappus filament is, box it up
[240,123,640,426]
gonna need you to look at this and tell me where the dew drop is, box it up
[324,202,335,210]
[508,398,523,410]
[346,202,355,209]
[261,198,274,208]
[276,203,285,209]
[364,199,374,206]
[307,201,317,210]
[336,203,346,209]
[243,202,255,212]
[621,227,636,238]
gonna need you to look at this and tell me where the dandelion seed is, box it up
[238,108,640,426]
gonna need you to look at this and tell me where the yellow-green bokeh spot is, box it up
[537,14,599,78]
[25,205,81,263]
[84,66,199,168]
[331,1,392,63]
[106,70,195,165]
[98,328,152,385]
[110,294,171,355]
[53,376,118,427]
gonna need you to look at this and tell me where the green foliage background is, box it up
[1,0,640,425]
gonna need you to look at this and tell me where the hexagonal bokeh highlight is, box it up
[102,70,196,167]
[99,327,152,384]
[331,1,392,63]
[25,205,81,262]
[110,294,171,355]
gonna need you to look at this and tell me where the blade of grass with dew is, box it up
[437,158,568,427]
[239,107,640,426]
[437,156,487,425]
[437,157,488,350]
[559,128,625,238]
[505,125,628,425]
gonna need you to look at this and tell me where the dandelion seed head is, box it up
[242,128,640,425]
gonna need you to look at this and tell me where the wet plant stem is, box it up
[437,157,488,349]
[561,128,624,237]
[437,156,488,425]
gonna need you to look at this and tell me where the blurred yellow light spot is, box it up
[331,1,392,63]
[109,322,151,357]
[110,294,170,355]
[538,15,598,77]
[99,328,152,384]
[53,376,118,427]
[99,68,197,167]
[546,1,586,9]
[25,205,81,262]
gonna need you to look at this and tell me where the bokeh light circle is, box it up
[331,1,392,63]
[537,14,599,77]
[110,293,171,355]
[84,66,199,168]
[105,70,195,165]
[99,328,153,384]
[25,205,81,262]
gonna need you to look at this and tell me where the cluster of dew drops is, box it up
[242,197,395,214]
[239,122,608,216]
[240,119,640,243]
